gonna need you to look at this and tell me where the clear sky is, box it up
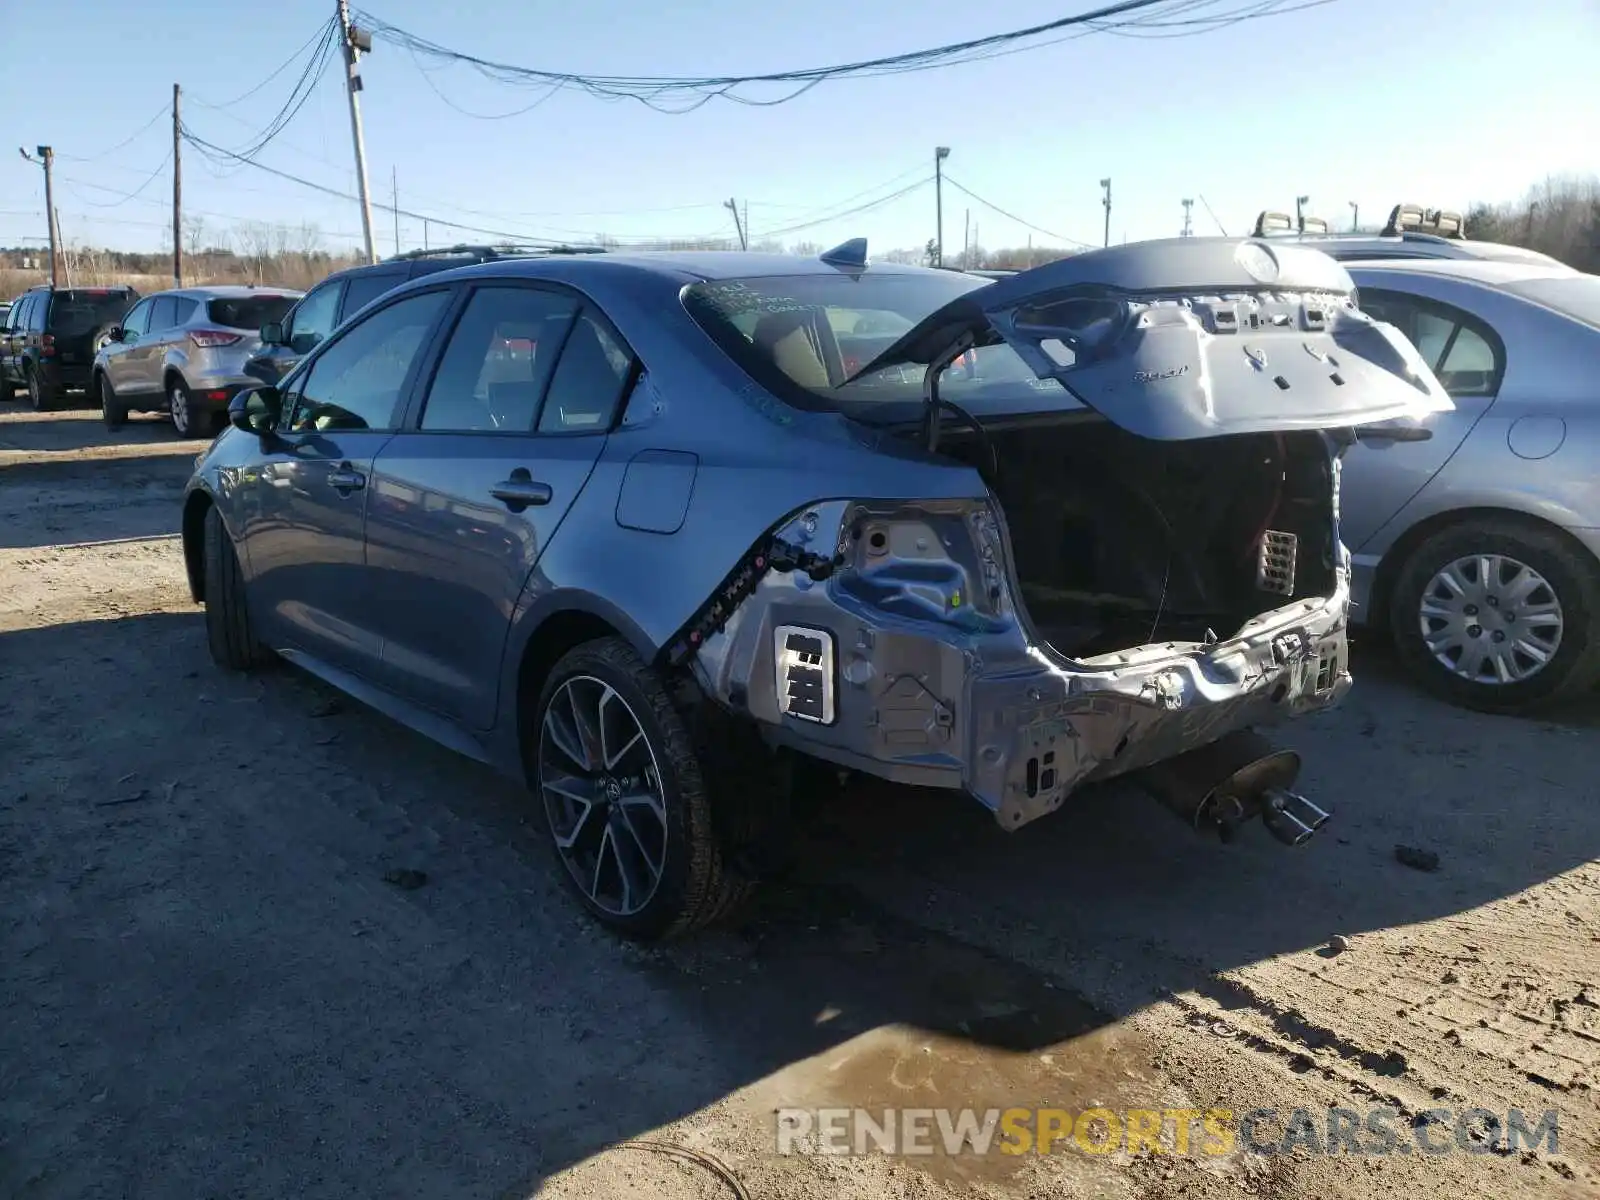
[2,0,1595,259]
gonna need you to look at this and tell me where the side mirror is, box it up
[107,326,125,343]
[229,385,283,436]
[260,321,286,346]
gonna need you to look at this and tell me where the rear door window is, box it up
[1357,288,1505,398]
[147,296,179,332]
[536,308,636,433]
[339,272,405,322]
[419,286,577,432]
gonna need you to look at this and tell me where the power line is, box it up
[53,104,171,164]
[192,19,341,109]
[186,19,340,165]
[57,154,173,209]
[357,0,1338,113]
[757,178,935,239]
[940,176,1095,248]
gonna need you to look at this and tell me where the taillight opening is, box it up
[190,329,243,348]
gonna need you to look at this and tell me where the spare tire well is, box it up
[182,492,213,603]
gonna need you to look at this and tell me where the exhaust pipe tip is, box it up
[1261,788,1330,846]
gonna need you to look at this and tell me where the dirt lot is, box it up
[2,401,1597,1199]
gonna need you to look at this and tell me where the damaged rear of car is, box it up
[675,238,1451,845]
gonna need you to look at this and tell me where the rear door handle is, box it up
[328,462,366,493]
[490,468,553,511]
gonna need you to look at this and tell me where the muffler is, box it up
[1137,728,1330,846]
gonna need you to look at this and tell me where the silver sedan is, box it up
[1341,258,1600,713]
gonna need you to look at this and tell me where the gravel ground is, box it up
[2,403,1596,1199]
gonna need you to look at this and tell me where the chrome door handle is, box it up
[328,463,366,493]
[489,468,552,511]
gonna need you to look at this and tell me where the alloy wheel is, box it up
[538,674,668,917]
[1419,553,1564,685]
[169,383,191,435]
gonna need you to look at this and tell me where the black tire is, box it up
[25,366,55,412]
[168,377,200,438]
[202,505,270,672]
[531,637,755,940]
[1389,518,1600,714]
[99,373,127,430]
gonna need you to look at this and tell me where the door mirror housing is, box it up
[106,326,125,343]
[229,385,283,436]
[260,321,287,346]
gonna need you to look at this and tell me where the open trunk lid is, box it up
[852,238,1453,440]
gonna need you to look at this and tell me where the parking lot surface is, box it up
[3,403,1597,1199]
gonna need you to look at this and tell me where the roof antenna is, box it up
[819,238,868,269]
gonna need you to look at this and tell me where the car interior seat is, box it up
[751,310,832,390]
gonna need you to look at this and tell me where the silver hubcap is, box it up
[170,385,188,432]
[538,675,668,917]
[1419,553,1563,685]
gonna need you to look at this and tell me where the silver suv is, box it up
[94,285,301,436]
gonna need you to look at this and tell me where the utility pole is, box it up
[934,146,950,267]
[338,0,378,264]
[19,147,61,286]
[1100,178,1112,248]
[172,84,183,286]
[962,208,970,268]
[723,198,747,250]
[1296,193,1310,232]
[742,200,749,248]
[1349,201,1359,232]
[56,211,74,287]
[1181,198,1193,237]
[392,167,400,255]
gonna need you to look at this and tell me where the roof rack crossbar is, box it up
[381,242,608,264]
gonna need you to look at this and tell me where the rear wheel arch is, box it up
[1368,506,1600,634]
[182,491,215,603]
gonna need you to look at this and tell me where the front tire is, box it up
[532,638,753,940]
[202,505,270,672]
[99,374,127,429]
[1389,518,1600,714]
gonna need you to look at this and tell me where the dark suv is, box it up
[2,285,140,409]
[244,245,595,385]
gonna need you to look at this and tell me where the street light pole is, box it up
[1296,194,1310,232]
[1181,198,1193,237]
[19,146,60,286]
[1100,178,1111,248]
[934,146,950,267]
[1349,201,1359,232]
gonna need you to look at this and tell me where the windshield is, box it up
[208,294,298,330]
[682,272,1064,419]
[47,290,135,336]
[1502,274,1600,329]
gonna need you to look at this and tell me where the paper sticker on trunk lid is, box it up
[851,238,1454,441]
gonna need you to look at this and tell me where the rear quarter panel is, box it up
[487,263,989,731]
